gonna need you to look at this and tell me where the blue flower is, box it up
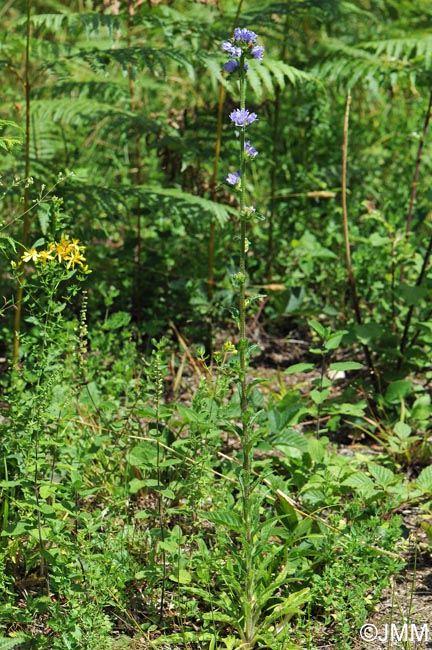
[223,59,239,73]
[223,60,249,74]
[222,41,242,57]
[226,171,241,186]
[251,45,264,60]
[234,27,258,44]
[244,141,258,157]
[221,29,262,74]
[230,108,258,127]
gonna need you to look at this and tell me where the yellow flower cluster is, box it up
[19,236,91,273]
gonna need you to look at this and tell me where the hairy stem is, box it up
[238,53,255,645]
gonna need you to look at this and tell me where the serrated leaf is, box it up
[368,463,396,487]
[274,429,308,452]
[342,473,375,490]
[307,438,326,463]
[0,480,24,488]
[204,510,243,532]
[415,465,432,493]
[399,284,428,306]
[301,489,327,505]
[128,479,147,494]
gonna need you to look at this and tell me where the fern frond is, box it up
[72,46,194,79]
[30,99,159,133]
[319,30,432,87]
[34,80,128,104]
[0,637,26,650]
[361,34,432,71]
[19,12,121,39]
[247,58,314,101]
[0,120,22,151]
[317,38,408,86]
[137,186,235,227]
[60,181,235,229]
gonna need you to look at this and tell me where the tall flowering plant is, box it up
[221,27,265,645]
[222,26,264,493]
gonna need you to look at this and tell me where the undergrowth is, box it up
[2,2,432,649]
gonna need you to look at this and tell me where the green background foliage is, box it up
[1,1,432,648]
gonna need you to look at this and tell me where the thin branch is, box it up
[13,0,32,365]
[405,88,432,237]
[398,230,432,367]
[341,90,379,392]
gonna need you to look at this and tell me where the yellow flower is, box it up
[21,248,40,263]
[36,249,55,265]
[64,248,87,269]
[53,236,72,263]
[223,341,237,353]
[18,235,90,273]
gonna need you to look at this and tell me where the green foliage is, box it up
[1,1,432,648]
[0,121,22,151]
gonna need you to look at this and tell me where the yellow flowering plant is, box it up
[18,235,91,274]
[10,228,91,370]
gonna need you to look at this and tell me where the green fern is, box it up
[137,186,235,227]
[0,120,22,151]
[361,34,432,71]
[246,58,314,100]
[0,637,26,650]
[318,38,412,86]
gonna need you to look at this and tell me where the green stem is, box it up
[238,54,249,493]
[208,0,244,301]
[238,52,255,645]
